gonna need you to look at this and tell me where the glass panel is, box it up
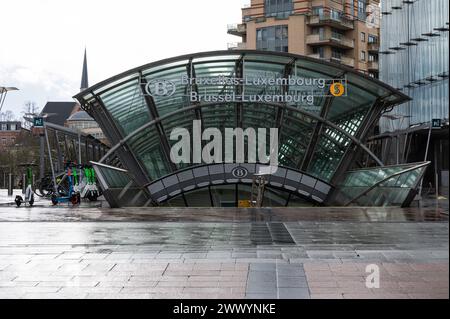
[144,65,189,116]
[279,110,316,167]
[160,108,197,169]
[308,126,351,181]
[96,166,136,189]
[126,125,170,180]
[338,164,428,206]
[100,79,151,136]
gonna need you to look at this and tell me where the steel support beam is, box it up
[53,131,64,173]
[139,73,178,172]
[186,58,203,122]
[234,55,244,128]
[299,94,335,171]
[330,98,385,186]
[276,58,296,129]
[91,94,152,186]
[85,138,89,163]
[39,134,45,181]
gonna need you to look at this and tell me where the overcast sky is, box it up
[0,0,247,116]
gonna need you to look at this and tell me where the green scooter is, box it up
[15,165,35,207]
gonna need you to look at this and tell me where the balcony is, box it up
[368,42,380,53]
[306,34,354,49]
[227,42,247,50]
[330,56,355,68]
[307,54,354,68]
[368,61,379,70]
[227,23,247,37]
[307,53,321,60]
[308,14,354,30]
[340,56,355,68]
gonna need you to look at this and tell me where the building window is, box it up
[360,50,366,61]
[368,35,378,44]
[10,124,16,131]
[313,47,325,58]
[361,32,366,42]
[331,28,344,40]
[265,0,293,18]
[1,138,6,145]
[256,25,288,52]
[368,53,377,62]
[312,6,323,16]
[330,9,342,21]
[332,48,343,60]
[1,124,7,131]
[358,0,366,20]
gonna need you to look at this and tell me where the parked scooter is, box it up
[15,165,35,207]
[80,165,99,201]
[50,161,81,206]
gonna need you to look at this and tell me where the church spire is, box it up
[80,48,89,91]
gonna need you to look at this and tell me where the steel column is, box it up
[53,131,64,173]
[139,73,178,172]
[91,95,152,186]
[299,94,335,171]
[186,58,203,121]
[234,55,244,128]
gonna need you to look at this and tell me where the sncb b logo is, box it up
[231,167,248,178]
[145,80,176,97]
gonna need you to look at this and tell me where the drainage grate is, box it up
[267,222,295,244]
[250,222,295,245]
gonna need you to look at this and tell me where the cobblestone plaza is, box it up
[0,191,447,299]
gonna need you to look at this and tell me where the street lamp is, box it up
[0,87,19,113]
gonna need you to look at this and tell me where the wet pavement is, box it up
[0,190,448,299]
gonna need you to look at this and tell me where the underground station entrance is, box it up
[73,50,428,209]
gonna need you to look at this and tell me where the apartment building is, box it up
[0,121,26,149]
[228,0,380,77]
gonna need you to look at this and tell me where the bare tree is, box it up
[21,101,40,129]
[0,110,16,121]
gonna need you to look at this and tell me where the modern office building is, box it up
[74,50,429,208]
[376,0,449,194]
[228,0,380,78]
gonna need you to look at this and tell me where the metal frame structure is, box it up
[74,50,416,208]
[38,121,109,178]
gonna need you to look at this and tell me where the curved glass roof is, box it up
[74,50,409,198]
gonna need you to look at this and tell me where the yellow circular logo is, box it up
[330,82,345,97]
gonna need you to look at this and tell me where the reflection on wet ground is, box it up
[0,205,447,223]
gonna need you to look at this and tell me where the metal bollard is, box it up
[8,173,13,196]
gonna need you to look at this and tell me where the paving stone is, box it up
[248,271,276,282]
[278,288,310,299]
[277,276,309,288]
[249,263,276,271]
[246,293,277,299]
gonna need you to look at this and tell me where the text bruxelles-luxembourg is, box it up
[180,74,326,88]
